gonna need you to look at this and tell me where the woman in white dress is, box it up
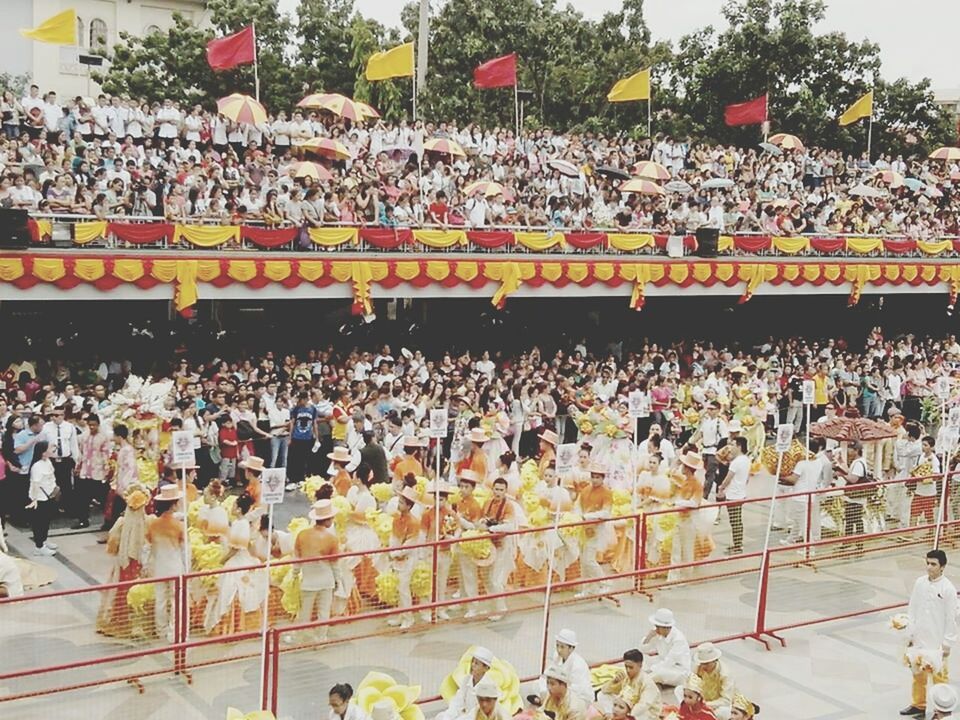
[147,485,189,642]
[205,519,267,635]
[339,463,383,606]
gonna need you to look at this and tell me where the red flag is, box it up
[724,94,768,126]
[206,26,256,71]
[474,54,517,89]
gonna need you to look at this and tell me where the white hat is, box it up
[694,642,722,664]
[458,469,481,485]
[308,499,336,522]
[239,455,265,473]
[474,679,500,700]
[544,665,569,683]
[932,684,959,713]
[473,646,495,667]
[649,608,675,628]
[555,628,578,647]
[727,420,743,433]
[679,451,703,470]
[370,700,398,720]
[399,486,421,505]
[469,428,489,444]
[156,485,183,502]
[327,446,352,463]
[227,519,252,550]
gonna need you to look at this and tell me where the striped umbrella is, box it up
[464,181,505,197]
[297,137,353,161]
[291,161,334,182]
[356,101,380,119]
[768,133,805,151]
[216,94,268,126]
[876,170,904,189]
[620,177,665,195]
[424,138,466,157]
[318,94,364,121]
[930,146,960,161]
[297,93,341,109]
[633,161,671,181]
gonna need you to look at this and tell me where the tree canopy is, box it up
[93,0,955,156]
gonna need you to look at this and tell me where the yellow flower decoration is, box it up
[589,664,624,691]
[366,509,394,545]
[287,516,310,539]
[333,496,353,538]
[604,423,620,438]
[302,475,328,500]
[376,571,400,606]
[473,485,492,508]
[226,709,276,720]
[356,671,425,720]
[136,457,159,490]
[558,512,584,542]
[528,507,550,527]
[890,613,909,631]
[741,415,756,428]
[439,646,523,714]
[270,556,293,586]
[522,491,542,515]
[124,487,151,512]
[410,561,433,599]
[126,582,155,612]
[221,495,238,518]
[415,476,429,499]
[371,483,395,504]
[577,419,595,436]
[519,459,540,490]
[448,488,463,506]
[456,530,494,560]
[280,567,301,616]
[187,499,204,528]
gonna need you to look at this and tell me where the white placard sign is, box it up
[171,430,196,466]
[628,390,650,419]
[948,406,960,430]
[555,443,578,475]
[936,376,952,400]
[774,424,795,453]
[429,409,449,439]
[802,380,815,405]
[260,468,286,505]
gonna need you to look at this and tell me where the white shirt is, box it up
[724,454,751,500]
[791,457,822,496]
[42,420,79,460]
[28,459,57,502]
[640,627,691,675]
[698,416,726,455]
[908,573,958,652]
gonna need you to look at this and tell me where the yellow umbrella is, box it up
[297,137,353,161]
[356,101,380,119]
[620,177,665,195]
[297,93,341,109]
[929,146,960,161]
[876,170,904,189]
[632,161,671,181]
[291,161,334,182]
[318,94,364,121]
[768,133,804,151]
[424,138,466,157]
[216,94,267,126]
[464,181,505,197]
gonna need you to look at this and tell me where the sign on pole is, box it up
[429,409,449,439]
[260,468,286,505]
[775,423,795,453]
[802,380,815,406]
[628,390,650,419]
[555,443,577,475]
[171,430,196,466]
[936,376,952,400]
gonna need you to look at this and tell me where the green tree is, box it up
[296,0,357,96]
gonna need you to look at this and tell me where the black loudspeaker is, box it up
[0,208,30,249]
[694,227,719,258]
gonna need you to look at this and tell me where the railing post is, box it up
[754,548,771,637]
[173,575,185,674]
[430,540,439,625]
[260,626,272,711]
[270,628,281,716]
[634,511,647,593]
[804,492,813,562]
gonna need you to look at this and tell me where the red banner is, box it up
[242,225,297,249]
[724,94,767,126]
[474,54,518,89]
[108,222,174,245]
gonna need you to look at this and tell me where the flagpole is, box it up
[412,65,417,123]
[763,92,769,143]
[514,82,520,140]
[866,91,874,164]
[252,22,260,102]
[647,96,652,139]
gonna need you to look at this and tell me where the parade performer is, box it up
[436,646,496,720]
[96,485,150,637]
[147,484,188,642]
[575,463,613,597]
[597,648,661,720]
[387,487,422,630]
[420,480,459,621]
[479,477,518,620]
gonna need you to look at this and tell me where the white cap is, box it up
[473,646,495,667]
[649,608,675,628]
[694,642,722,664]
[555,628,578,647]
[728,420,743,433]
[544,665,569,684]
[474,679,500,699]
[932,684,959,713]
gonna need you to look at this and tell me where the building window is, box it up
[90,18,107,49]
[76,17,84,48]
[145,24,161,35]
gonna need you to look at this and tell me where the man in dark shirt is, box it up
[359,431,389,485]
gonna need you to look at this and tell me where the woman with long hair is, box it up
[97,485,151,637]
[26,440,57,556]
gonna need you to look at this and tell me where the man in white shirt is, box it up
[42,92,61,133]
[902,549,957,717]
[436,646,495,720]
[42,407,80,519]
[692,402,726,499]
[536,629,594,705]
[591,365,619,402]
[640,608,691,686]
[466,195,490,228]
[717,436,750,555]
[782,436,827,546]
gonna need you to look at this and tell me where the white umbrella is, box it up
[548,159,580,178]
[665,180,694,193]
[849,183,887,199]
[702,178,734,190]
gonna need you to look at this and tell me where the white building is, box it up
[934,88,960,128]
[1,0,208,98]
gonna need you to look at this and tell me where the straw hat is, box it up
[426,481,454,496]
[309,499,336,522]
[679,451,703,470]
[239,456,265,473]
[473,646,495,666]
[694,642,722,664]
[458,469,481,485]
[555,628,578,647]
[155,485,183,502]
[588,463,607,476]
[399,487,420,505]
[227,520,252,550]
[649,607,676,628]
[327,446,352,464]
[474,680,500,700]
[932,684,959,713]
[539,429,559,446]
[404,435,426,450]
[469,428,489,444]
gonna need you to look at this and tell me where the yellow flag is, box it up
[365,43,415,81]
[839,90,873,126]
[20,8,77,45]
[607,68,651,103]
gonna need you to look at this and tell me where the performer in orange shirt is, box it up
[327,446,353,496]
[393,436,426,486]
[479,477,518,620]
[455,468,486,618]
[538,430,558,478]
[420,481,459,621]
[576,464,613,597]
[288,499,342,643]
[388,486,422,630]
[669,451,704,582]
[463,428,489,482]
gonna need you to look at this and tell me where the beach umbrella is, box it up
[929,147,960,161]
[903,178,925,192]
[424,138,466,157]
[297,137,352,161]
[633,161,671,181]
[548,159,581,178]
[701,178,734,190]
[216,94,268,126]
[356,101,380,119]
[665,180,694,193]
[291,161,334,182]
[620,177,665,195]
[297,93,341,109]
[849,183,887,199]
[464,181,505,197]
[768,133,804,151]
[926,185,944,198]
[317,94,363,121]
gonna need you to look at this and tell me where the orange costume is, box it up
[393,455,425,485]
[538,449,556,479]
[457,495,484,526]
[332,468,352,497]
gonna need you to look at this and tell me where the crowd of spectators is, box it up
[2,86,960,237]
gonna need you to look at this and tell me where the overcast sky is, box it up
[276,0,958,89]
